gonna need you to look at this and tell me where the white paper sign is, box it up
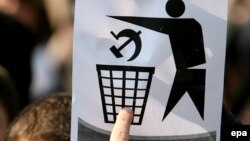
[71,0,228,140]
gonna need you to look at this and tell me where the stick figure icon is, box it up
[109,0,206,121]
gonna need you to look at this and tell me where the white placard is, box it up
[71,0,228,141]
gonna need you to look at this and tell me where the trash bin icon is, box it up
[96,64,155,125]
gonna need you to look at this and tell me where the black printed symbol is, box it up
[110,29,142,61]
[96,64,155,125]
[109,0,206,121]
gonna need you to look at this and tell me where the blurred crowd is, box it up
[0,0,250,141]
[0,0,74,140]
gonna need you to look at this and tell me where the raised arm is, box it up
[108,16,176,34]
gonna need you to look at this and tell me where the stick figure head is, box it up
[166,0,185,17]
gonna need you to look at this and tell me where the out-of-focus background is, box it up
[0,0,74,140]
[225,0,250,125]
[0,0,250,140]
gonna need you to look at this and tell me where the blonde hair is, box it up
[5,93,71,141]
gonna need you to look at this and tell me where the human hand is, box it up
[110,108,133,141]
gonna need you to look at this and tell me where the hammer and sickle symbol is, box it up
[110,29,142,61]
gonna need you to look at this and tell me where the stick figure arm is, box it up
[108,16,174,34]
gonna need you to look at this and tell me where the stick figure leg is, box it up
[162,69,206,121]
[187,69,206,119]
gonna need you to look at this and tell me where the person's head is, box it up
[5,93,71,141]
[166,0,185,18]
[229,0,250,26]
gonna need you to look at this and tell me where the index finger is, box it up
[110,108,133,141]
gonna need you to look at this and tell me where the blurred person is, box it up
[224,0,250,120]
[0,0,51,107]
[224,0,250,123]
[0,0,51,104]
[30,0,74,100]
[5,93,71,141]
[225,23,250,124]
[0,11,35,109]
[0,66,19,141]
[30,25,73,99]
